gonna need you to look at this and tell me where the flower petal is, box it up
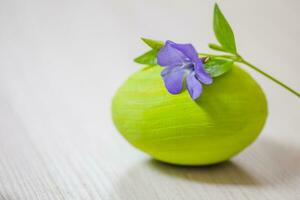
[194,61,213,85]
[157,41,187,67]
[186,72,202,100]
[167,40,199,62]
[162,68,186,94]
[161,66,172,76]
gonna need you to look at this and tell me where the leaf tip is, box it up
[140,37,147,42]
[214,3,220,13]
[139,37,164,49]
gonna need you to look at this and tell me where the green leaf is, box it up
[134,49,158,65]
[204,58,233,77]
[141,38,164,49]
[135,38,164,65]
[208,43,228,53]
[213,4,237,54]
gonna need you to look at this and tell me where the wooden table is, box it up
[0,0,299,199]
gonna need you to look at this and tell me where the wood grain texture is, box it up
[0,0,299,199]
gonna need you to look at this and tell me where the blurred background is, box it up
[0,0,299,199]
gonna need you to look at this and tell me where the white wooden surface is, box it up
[0,0,300,199]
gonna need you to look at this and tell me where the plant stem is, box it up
[199,53,300,98]
[239,58,300,98]
[199,53,236,60]
[200,52,300,98]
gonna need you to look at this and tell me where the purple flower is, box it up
[157,40,213,100]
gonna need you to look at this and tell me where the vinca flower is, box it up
[157,40,212,99]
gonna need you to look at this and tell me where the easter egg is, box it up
[112,65,268,165]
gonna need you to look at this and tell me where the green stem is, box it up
[239,58,300,98]
[200,52,300,98]
[199,53,236,59]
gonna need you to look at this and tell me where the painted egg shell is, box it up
[112,65,268,165]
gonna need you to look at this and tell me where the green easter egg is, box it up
[112,65,268,165]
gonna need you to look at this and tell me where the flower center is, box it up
[183,62,195,71]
